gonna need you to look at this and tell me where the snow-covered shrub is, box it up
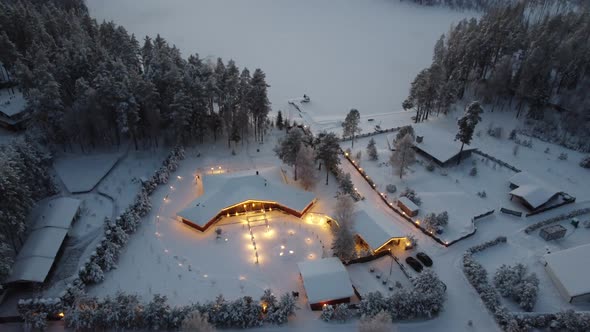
[580,156,590,168]
[144,294,171,330]
[356,150,362,161]
[181,311,215,332]
[493,264,539,311]
[321,304,335,322]
[552,310,590,331]
[18,298,62,330]
[386,184,397,194]
[426,163,435,172]
[477,191,487,198]
[544,147,550,154]
[422,212,448,233]
[332,303,352,322]
[337,172,355,197]
[399,187,421,206]
[524,208,590,234]
[61,279,86,307]
[265,293,297,325]
[466,236,507,254]
[133,188,152,218]
[118,208,140,234]
[104,218,128,247]
[358,310,392,332]
[79,259,104,284]
[367,138,378,161]
[558,152,568,160]
[470,166,477,176]
[359,292,388,318]
[65,296,100,329]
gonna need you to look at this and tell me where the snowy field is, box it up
[87,0,474,123]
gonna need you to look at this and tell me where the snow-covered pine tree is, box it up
[320,304,335,322]
[266,293,297,325]
[342,109,361,147]
[114,292,143,329]
[315,132,341,185]
[274,128,303,180]
[367,137,378,161]
[337,172,355,197]
[455,101,483,165]
[390,133,416,179]
[359,292,388,318]
[144,294,171,330]
[296,144,317,190]
[332,303,352,322]
[276,110,284,130]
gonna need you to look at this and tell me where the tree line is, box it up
[403,0,584,12]
[403,3,590,150]
[0,0,271,150]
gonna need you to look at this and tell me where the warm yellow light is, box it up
[211,167,214,171]
[58,312,64,318]
[280,252,284,256]
[177,176,182,180]
[227,213,230,217]
[243,204,247,209]
[415,220,420,225]
[218,166,222,170]
[280,245,285,249]
[289,250,294,254]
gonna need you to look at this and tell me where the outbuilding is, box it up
[5,197,81,284]
[297,257,355,310]
[544,244,590,303]
[353,209,405,253]
[398,197,419,217]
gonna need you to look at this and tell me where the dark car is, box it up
[405,256,423,272]
[416,252,433,267]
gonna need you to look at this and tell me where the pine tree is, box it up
[276,110,284,130]
[274,129,303,180]
[331,196,356,261]
[338,173,354,197]
[367,137,378,161]
[249,69,271,142]
[342,109,361,147]
[455,101,483,165]
[296,144,316,190]
[390,133,416,179]
[316,132,341,185]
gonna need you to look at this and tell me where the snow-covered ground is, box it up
[87,0,474,123]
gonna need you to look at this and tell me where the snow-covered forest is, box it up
[0,0,271,150]
[405,2,590,151]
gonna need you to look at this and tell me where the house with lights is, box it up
[177,169,316,232]
[297,257,355,310]
[353,209,406,254]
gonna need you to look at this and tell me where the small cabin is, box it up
[398,197,419,217]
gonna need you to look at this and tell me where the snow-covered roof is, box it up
[398,197,419,212]
[31,197,81,230]
[413,125,477,164]
[0,89,28,117]
[510,185,558,210]
[354,209,405,251]
[297,257,354,304]
[509,171,540,188]
[178,170,315,228]
[5,197,80,283]
[544,244,590,300]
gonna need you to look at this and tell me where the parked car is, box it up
[416,252,433,267]
[405,256,423,272]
